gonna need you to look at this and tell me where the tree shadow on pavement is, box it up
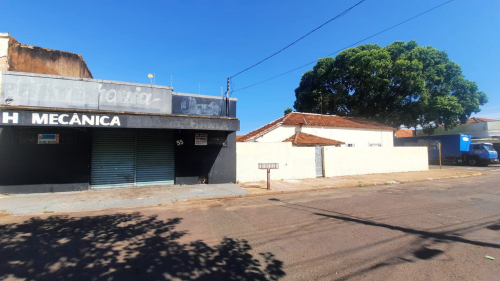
[268,197,500,280]
[0,213,285,281]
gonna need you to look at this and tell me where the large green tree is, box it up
[293,41,488,134]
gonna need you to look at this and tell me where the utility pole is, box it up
[226,77,230,116]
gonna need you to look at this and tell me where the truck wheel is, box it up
[468,158,478,166]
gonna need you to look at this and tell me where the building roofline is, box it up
[241,113,292,142]
[239,112,393,142]
[173,92,237,101]
[1,71,174,90]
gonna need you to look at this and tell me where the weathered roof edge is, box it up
[240,112,394,142]
[241,113,294,142]
[283,131,346,146]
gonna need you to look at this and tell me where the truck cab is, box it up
[468,142,499,166]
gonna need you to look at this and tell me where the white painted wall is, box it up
[253,124,394,147]
[236,143,428,183]
[236,142,316,183]
[254,125,297,142]
[323,147,428,177]
[301,126,394,147]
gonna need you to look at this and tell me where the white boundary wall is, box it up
[237,143,428,183]
[323,147,428,177]
[236,142,316,183]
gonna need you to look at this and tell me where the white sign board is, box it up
[195,133,208,145]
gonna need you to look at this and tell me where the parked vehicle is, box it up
[394,134,499,166]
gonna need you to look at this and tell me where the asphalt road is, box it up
[1,174,500,280]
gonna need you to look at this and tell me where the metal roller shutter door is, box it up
[91,130,136,188]
[91,129,175,188]
[136,130,175,186]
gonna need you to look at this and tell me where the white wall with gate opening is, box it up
[237,143,428,183]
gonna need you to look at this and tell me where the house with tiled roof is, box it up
[416,117,500,139]
[238,112,395,147]
[395,129,414,138]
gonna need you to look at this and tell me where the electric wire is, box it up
[233,0,454,93]
[229,0,367,78]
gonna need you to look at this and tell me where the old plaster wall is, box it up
[6,34,92,78]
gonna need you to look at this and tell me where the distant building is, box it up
[238,112,394,147]
[415,117,499,139]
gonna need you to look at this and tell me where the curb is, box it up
[0,172,487,217]
[191,172,487,202]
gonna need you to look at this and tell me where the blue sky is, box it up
[1,0,499,134]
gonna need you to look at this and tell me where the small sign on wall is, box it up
[195,133,208,145]
[38,134,59,144]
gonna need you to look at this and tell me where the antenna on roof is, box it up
[148,73,154,87]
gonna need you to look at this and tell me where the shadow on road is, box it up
[268,197,500,280]
[0,213,285,280]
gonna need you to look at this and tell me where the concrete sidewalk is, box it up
[241,167,491,194]
[0,167,492,216]
[0,184,248,215]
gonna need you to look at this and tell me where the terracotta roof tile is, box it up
[283,132,344,146]
[395,129,414,138]
[238,115,289,142]
[236,135,245,142]
[282,113,394,130]
[239,112,393,142]
[466,117,497,124]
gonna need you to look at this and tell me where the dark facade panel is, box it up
[175,130,236,185]
[0,110,240,131]
[0,126,91,193]
[172,94,237,118]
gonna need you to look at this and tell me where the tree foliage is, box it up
[284,108,293,116]
[293,41,488,134]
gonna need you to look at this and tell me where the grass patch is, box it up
[0,211,11,217]
[357,182,365,187]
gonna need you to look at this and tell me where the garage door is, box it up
[91,129,174,188]
[136,130,175,186]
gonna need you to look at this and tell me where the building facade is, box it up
[415,117,500,139]
[238,112,394,147]
[0,71,238,193]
